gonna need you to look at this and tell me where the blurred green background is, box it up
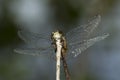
[0,0,119,80]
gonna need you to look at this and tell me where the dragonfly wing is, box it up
[18,29,52,47]
[67,34,109,58]
[66,15,101,43]
[15,29,54,58]
[14,47,55,57]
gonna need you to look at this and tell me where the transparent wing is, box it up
[66,15,101,43]
[18,29,52,48]
[14,47,55,57]
[15,29,54,57]
[66,33,109,59]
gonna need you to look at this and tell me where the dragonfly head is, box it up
[51,30,63,41]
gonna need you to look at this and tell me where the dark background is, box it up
[0,0,119,80]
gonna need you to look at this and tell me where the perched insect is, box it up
[14,15,109,59]
[14,15,109,80]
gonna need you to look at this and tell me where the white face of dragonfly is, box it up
[52,31,62,41]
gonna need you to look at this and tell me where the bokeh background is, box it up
[0,0,119,80]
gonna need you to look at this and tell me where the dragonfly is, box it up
[14,15,109,80]
[14,15,109,59]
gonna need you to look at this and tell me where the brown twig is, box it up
[61,53,71,80]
